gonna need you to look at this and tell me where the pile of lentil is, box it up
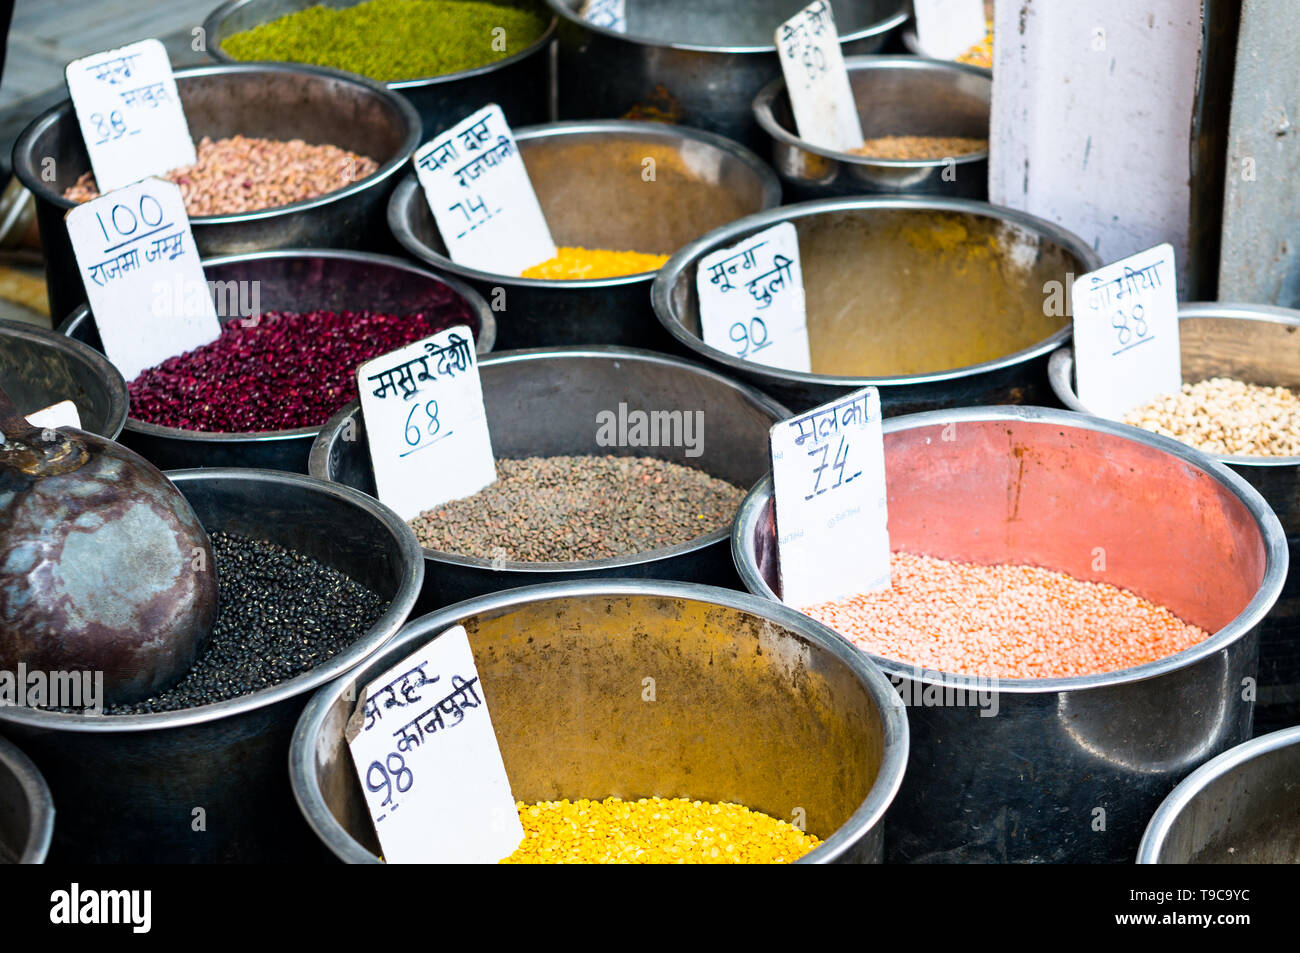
[956,21,994,68]
[850,135,988,160]
[103,533,388,715]
[63,135,378,216]
[128,305,475,432]
[409,456,744,562]
[221,0,549,81]
[520,247,670,280]
[500,797,821,864]
[1123,378,1300,457]
[802,552,1209,679]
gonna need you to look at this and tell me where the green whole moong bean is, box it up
[222,0,549,82]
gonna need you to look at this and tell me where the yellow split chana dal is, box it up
[500,796,821,864]
[520,247,670,280]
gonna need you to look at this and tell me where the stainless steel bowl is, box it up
[0,468,423,863]
[1049,303,1300,735]
[204,0,558,139]
[310,346,790,611]
[547,0,909,151]
[0,317,127,439]
[0,735,54,864]
[1138,725,1300,863]
[752,55,991,200]
[388,119,781,351]
[290,580,910,863]
[61,249,496,473]
[12,62,421,323]
[653,196,1101,413]
[733,405,1289,863]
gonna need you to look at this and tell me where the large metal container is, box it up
[0,469,423,863]
[310,346,790,611]
[653,196,1100,414]
[0,736,53,864]
[733,405,1288,863]
[0,317,127,439]
[547,0,909,152]
[1049,303,1300,735]
[12,62,421,323]
[1138,725,1300,863]
[61,249,495,473]
[753,56,990,200]
[204,0,558,139]
[388,120,781,351]
[290,580,910,863]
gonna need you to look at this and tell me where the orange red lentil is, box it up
[500,796,821,864]
[801,552,1210,679]
[521,246,669,280]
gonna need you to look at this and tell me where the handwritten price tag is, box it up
[696,222,811,372]
[66,178,220,383]
[65,39,196,194]
[775,0,864,152]
[582,0,626,31]
[413,104,556,276]
[356,325,496,521]
[1071,243,1181,420]
[346,625,523,864]
[771,386,890,607]
[913,0,987,60]
[25,401,82,430]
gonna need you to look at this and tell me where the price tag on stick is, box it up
[771,386,890,607]
[913,0,987,60]
[697,222,811,372]
[65,39,196,194]
[66,178,221,383]
[357,325,496,521]
[346,625,524,864]
[775,1,864,152]
[413,104,556,275]
[1070,243,1181,421]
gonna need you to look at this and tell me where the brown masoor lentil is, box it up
[101,532,387,715]
[409,456,746,563]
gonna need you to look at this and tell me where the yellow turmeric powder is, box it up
[522,246,670,280]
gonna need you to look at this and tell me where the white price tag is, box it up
[413,104,556,276]
[357,325,496,521]
[913,0,987,60]
[697,222,811,373]
[775,1,864,152]
[25,401,82,430]
[1071,243,1181,420]
[771,386,890,607]
[66,178,220,383]
[65,39,196,194]
[582,0,625,31]
[347,625,524,864]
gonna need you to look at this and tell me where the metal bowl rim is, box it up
[730,404,1290,694]
[651,194,1102,387]
[900,25,992,76]
[12,61,421,225]
[0,734,55,863]
[388,119,783,288]
[203,0,560,86]
[1135,723,1300,864]
[0,467,424,733]
[544,0,909,54]
[1047,301,1300,468]
[752,54,991,168]
[289,577,911,864]
[310,343,793,572]
[58,247,497,445]
[0,316,129,441]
